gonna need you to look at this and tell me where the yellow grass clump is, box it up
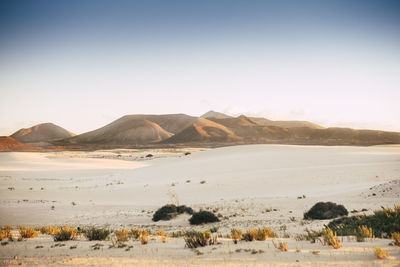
[272,240,289,251]
[374,247,389,259]
[116,229,129,243]
[0,226,12,240]
[392,232,400,246]
[231,228,243,244]
[321,227,341,249]
[19,226,37,239]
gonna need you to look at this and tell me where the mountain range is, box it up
[2,110,400,151]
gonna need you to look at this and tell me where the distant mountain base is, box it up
[6,111,400,151]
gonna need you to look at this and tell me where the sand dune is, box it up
[0,145,399,266]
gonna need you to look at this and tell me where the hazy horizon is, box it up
[1,0,400,135]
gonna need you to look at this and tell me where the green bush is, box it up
[189,211,220,225]
[304,202,348,220]
[83,227,110,241]
[327,205,400,237]
[152,204,193,222]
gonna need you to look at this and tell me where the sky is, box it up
[1,0,400,135]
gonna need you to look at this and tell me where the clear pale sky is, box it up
[1,0,399,135]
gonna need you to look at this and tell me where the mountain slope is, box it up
[119,114,200,134]
[0,136,38,151]
[163,118,240,143]
[201,110,232,119]
[11,123,75,143]
[63,117,173,146]
[249,117,324,129]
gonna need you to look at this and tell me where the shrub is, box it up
[304,202,348,220]
[115,229,129,243]
[130,229,142,239]
[321,227,341,249]
[0,226,12,241]
[231,228,242,244]
[392,232,400,246]
[272,240,288,251]
[354,225,374,242]
[242,228,276,242]
[152,204,193,222]
[374,247,389,259]
[328,205,400,237]
[84,227,110,241]
[189,211,220,225]
[140,231,149,245]
[19,226,37,239]
[39,226,61,235]
[53,226,77,241]
[184,231,215,248]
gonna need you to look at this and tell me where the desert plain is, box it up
[0,144,399,266]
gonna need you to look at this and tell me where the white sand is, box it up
[0,144,399,266]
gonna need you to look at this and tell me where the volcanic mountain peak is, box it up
[11,123,75,143]
[200,110,232,119]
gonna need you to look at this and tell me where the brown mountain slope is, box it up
[0,137,39,152]
[208,115,258,128]
[119,114,200,134]
[11,123,75,143]
[249,117,324,129]
[201,110,233,119]
[61,117,173,146]
[163,118,240,144]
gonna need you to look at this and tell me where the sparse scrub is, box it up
[39,226,61,235]
[374,247,389,259]
[392,232,400,246]
[231,228,242,244]
[189,211,220,225]
[19,226,37,239]
[0,226,12,240]
[152,204,193,222]
[328,205,400,237]
[140,231,150,245]
[130,228,142,239]
[304,202,348,220]
[272,240,288,251]
[53,226,77,241]
[83,227,110,241]
[242,228,276,241]
[115,229,129,243]
[184,231,216,248]
[321,227,341,249]
[354,225,374,242]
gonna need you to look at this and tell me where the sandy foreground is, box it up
[0,144,399,266]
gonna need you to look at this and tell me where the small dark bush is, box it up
[152,204,193,222]
[146,154,153,158]
[83,227,110,241]
[177,205,194,215]
[304,202,348,220]
[189,211,220,225]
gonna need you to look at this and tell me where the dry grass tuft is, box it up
[374,247,389,259]
[19,226,37,239]
[321,227,341,249]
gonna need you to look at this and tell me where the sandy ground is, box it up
[0,144,400,266]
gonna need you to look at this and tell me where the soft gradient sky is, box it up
[1,0,399,135]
